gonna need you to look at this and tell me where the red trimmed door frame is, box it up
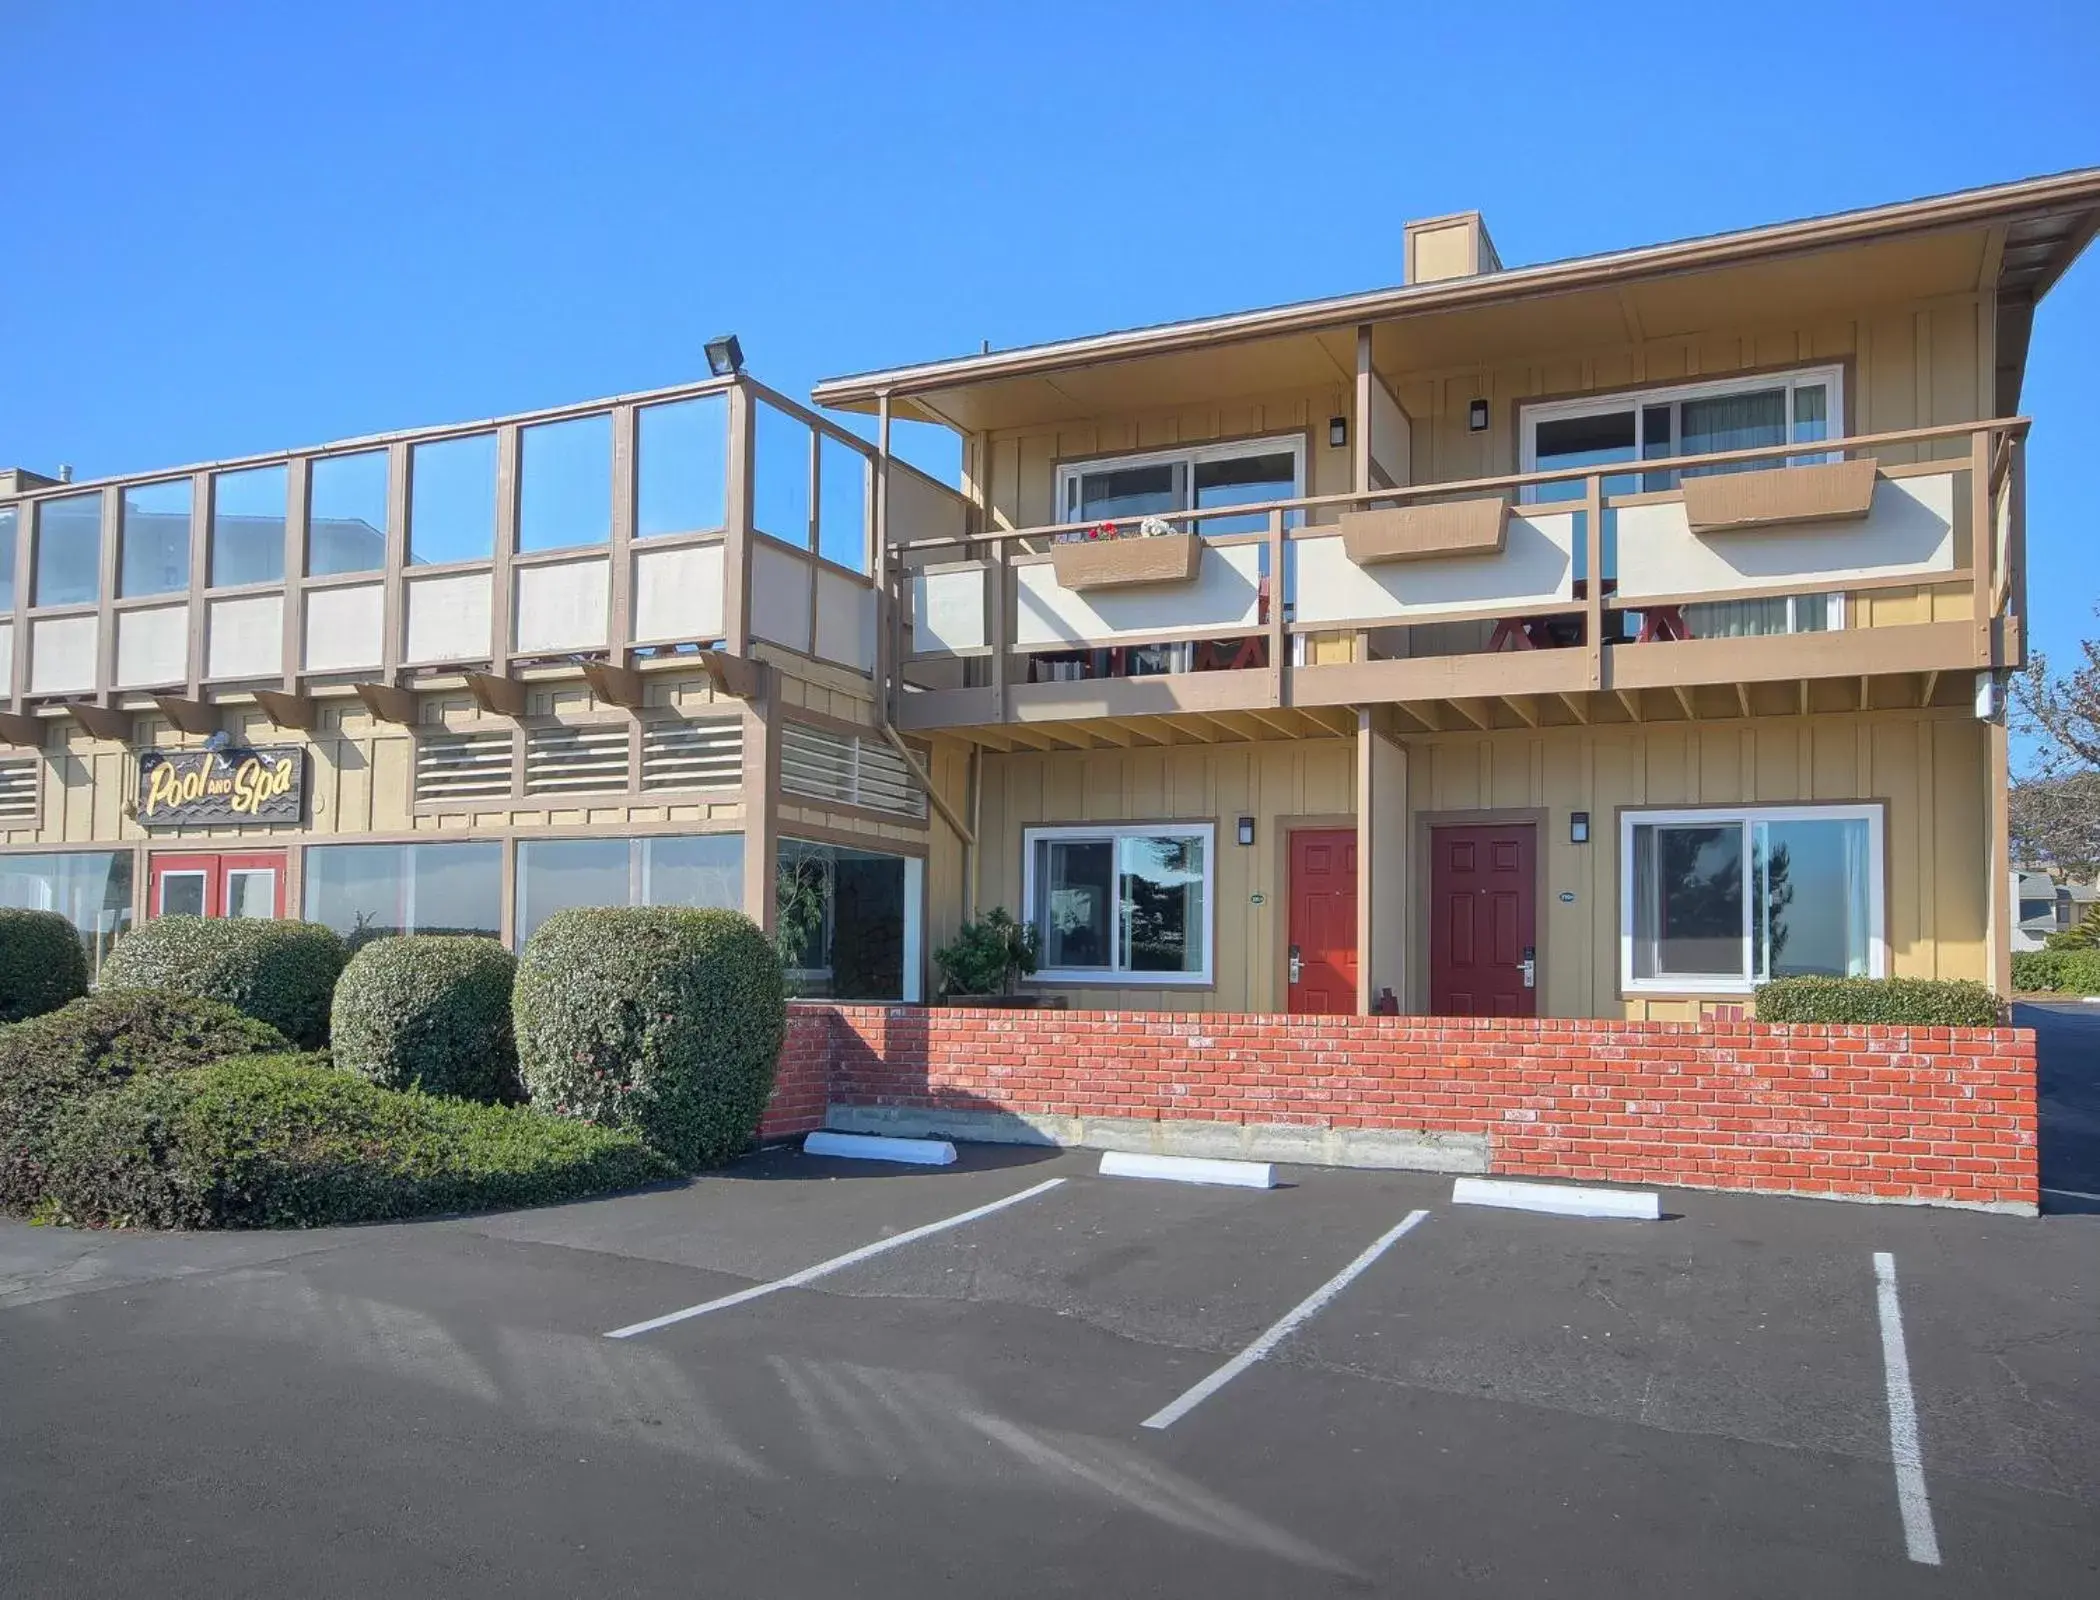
[148,851,288,920]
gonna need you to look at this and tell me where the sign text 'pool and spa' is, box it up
[136,747,305,826]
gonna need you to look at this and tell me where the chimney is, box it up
[1403,212,1501,285]
[0,466,64,495]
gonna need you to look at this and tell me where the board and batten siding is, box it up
[973,736,1357,1013]
[964,294,1992,630]
[1401,708,1987,1021]
[958,706,1985,1021]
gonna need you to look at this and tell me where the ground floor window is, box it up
[0,849,134,978]
[515,833,744,946]
[1621,804,1882,993]
[305,841,504,948]
[774,839,923,1002]
[1023,823,1213,985]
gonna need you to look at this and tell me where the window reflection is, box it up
[0,506,16,612]
[36,491,105,606]
[211,464,288,587]
[120,480,192,598]
[409,433,496,565]
[637,396,728,537]
[308,452,389,576]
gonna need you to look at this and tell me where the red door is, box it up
[148,852,287,920]
[1429,824,1536,1016]
[1287,828,1358,1014]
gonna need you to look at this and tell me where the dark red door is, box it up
[148,852,287,920]
[1288,828,1358,1014]
[1429,824,1536,1016]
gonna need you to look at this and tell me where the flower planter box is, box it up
[1051,533,1202,593]
[1682,457,1878,535]
[1338,496,1508,565]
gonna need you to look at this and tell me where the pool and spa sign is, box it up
[136,745,305,827]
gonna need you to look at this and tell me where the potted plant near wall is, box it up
[934,908,1043,1007]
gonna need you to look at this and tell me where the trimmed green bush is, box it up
[332,936,518,1102]
[513,906,785,1169]
[0,908,89,1023]
[0,990,287,1212]
[39,1054,671,1229]
[2013,948,2100,995]
[101,916,347,1048]
[1754,976,2001,1027]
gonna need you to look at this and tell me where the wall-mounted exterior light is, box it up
[704,334,746,377]
[1237,815,1256,847]
[1570,811,1590,844]
[1468,398,1490,432]
[1328,415,1348,448]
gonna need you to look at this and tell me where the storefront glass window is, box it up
[775,839,921,1001]
[0,850,134,978]
[515,833,745,946]
[302,841,503,949]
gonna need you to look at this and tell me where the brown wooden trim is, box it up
[92,486,120,706]
[463,671,528,719]
[0,711,45,748]
[774,813,932,857]
[151,695,218,737]
[252,690,318,732]
[66,701,132,742]
[353,682,418,726]
[580,658,646,709]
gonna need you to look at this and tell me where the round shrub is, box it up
[332,935,518,1102]
[513,906,785,1170]
[0,989,287,1212]
[100,916,347,1048]
[0,908,89,1023]
[40,1054,671,1229]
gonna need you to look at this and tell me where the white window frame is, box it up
[1022,821,1215,987]
[1520,364,1846,491]
[1054,435,1307,530]
[1618,803,1886,995]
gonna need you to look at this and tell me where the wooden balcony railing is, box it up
[882,418,2027,727]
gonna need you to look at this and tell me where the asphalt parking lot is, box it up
[3,1143,2095,1599]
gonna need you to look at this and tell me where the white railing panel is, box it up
[405,571,493,664]
[1613,472,1956,602]
[910,565,988,656]
[206,593,284,680]
[304,583,384,672]
[1014,542,1262,648]
[29,616,98,695]
[750,539,813,654]
[115,605,188,689]
[1292,510,1575,625]
[814,566,875,672]
[631,543,725,645]
[515,555,610,654]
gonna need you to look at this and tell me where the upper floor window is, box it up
[35,491,104,607]
[1522,366,1842,504]
[1056,435,1304,536]
[119,479,193,598]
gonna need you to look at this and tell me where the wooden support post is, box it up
[1584,471,1605,691]
[723,383,755,656]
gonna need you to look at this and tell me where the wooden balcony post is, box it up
[723,382,755,656]
[1353,324,1374,495]
[1583,472,1604,691]
[875,392,894,718]
[1970,426,1993,668]
[1268,508,1289,704]
[608,404,637,667]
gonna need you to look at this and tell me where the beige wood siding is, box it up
[972,737,1357,1011]
[1399,708,1987,1020]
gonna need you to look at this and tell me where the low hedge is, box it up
[513,906,785,1170]
[39,1055,672,1229]
[101,916,347,1048]
[0,990,288,1212]
[0,908,89,1023]
[2012,948,2100,995]
[1754,976,2001,1027]
[332,936,518,1102]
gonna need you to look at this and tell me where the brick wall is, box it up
[758,1007,835,1141]
[773,1004,2039,1210]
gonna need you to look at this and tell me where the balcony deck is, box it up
[887,419,2025,746]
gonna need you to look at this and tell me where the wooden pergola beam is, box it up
[353,682,419,726]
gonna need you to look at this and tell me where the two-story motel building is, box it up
[2,170,2094,1022]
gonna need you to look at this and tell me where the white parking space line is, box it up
[1141,1209,1431,1431]
[604,1178,1067,1339]
[1872,1251,1941,1566]
[2041,1186,2100,1203]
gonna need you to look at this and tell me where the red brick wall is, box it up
[758,1008,835,1140]
[776,1004,2039,1209]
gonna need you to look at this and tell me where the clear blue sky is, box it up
[3,0,2094,678]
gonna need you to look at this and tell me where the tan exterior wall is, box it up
[1398,708,1987,1021]
[965,294,1993,630]
[971,735,1357,1011]
[957,706,1986,1020]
